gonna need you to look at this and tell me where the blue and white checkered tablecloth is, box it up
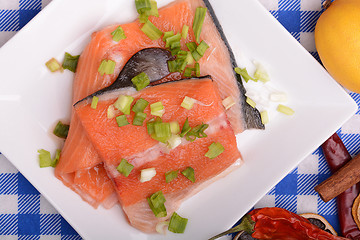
[1,0,360,238]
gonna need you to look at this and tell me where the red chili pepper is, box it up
[250,207,348,240]
[321,133,360,239]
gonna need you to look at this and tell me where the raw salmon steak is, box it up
[55,0,263,215]
[75,78,243,232]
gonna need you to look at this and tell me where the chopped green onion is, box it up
[135,0,151,14]
[38,149,60,168]
[168,60,177,73]
[186,42,197,52]
[107,105,119,119]
[185,123,208,141]
[111,26,126,42]
[165,33,181,48]
[193,7,207,43]
[117,159,134,177]
[165,170,178,183]
[170,41,181,49]
[171,47,181,56]
[181,96,195,110]
[205,142,224,159]
[277,104,294,115]
[98,59,116,76]
[45,58,62,72]
[196,40,209,56]
[140,168,156,182]
[177,50,188,59]
[185,51,194,65]
[133,112,147,126]
[177,59,187,71]
[184,67,193,77]
[91,96,99,109]
[132,98,149,113]
[116,115,129,127]
[38,149,52,168]
[170,121,180,134]
[150,101,165,117]
[234,67,256,83]
[53,121,69,139]
[146,117,162,135]
[270,92,288,102]
[181,25,189,39]
[254,63,270,83]
[246,97,256,108]
[195,63,200,77]
[168,212,188,233]
[191,50,202,62]
[167,134,182,149]
[62,52,79,72]
[260,111,269,124]
[154,122,171,140]
[179,118,191,137]
[138,0,159,23]
[147,191,167,218]
[181,167,195,183]
[163,31,174,42]
[222,96,235,110]
[52,149,61,167]
[141,20,163,40]
[131,72,150,91]
[114,95,134,115]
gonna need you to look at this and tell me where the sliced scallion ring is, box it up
[168,212,188,233]
[116,115,129,127]
[205,142,224,159]
[141,19,163,40]
[111,26,126,42]
[165,170,178,183]
[193,7,207,43]
[116,159,134,177]
[131,72,150,91]
[181,166,195,183]
[53,121,69,139]
[62,52,79,73]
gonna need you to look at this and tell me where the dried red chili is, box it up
[209,207,348,240]
[321,133,360,239]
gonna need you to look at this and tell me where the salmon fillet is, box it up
[56,0,262,210]
[75,78,242,232]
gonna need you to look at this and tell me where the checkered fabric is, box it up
[0,0,359,238]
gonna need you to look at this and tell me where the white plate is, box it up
[0,0,357,239]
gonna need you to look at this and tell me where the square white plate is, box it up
[0,0,357,239]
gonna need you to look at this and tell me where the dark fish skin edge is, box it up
[202,0,264,130]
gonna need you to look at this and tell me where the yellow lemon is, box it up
[315,0,360,93]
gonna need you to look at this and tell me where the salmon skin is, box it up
[55,0,263,212]
[75,77,243,232]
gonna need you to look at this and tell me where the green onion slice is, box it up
[163,31,174,42]
[185,123,208,142]
[186,42,197,52]
[146,117,162,135]
[98,59,116,76]
[193,7,207,43]
[116,115,129,127]
[107,105,119,119]
[196,40,209,56]
[170,121,180,134]
[147,191,167,218]
[114,95,134,115]
[185,51,194,65]
[222,96,235,110]
[181,25,189,39]
[111,26,126,42]
[133,112,147,126]
[45,58,62,72]
[234,67,256,83]
[246,97,256,108]
[150,101,165,117]
[62,52,79,73]
[181,167,195,183]
[181,96,195,110]
[135,0,151,14]
[91,96,99,109]
[165,33,181,48]
[152,122,171,143]
[277,104,295,115]
[141,20,163,40]
[140,168,156,182]
[191,50,202,62]
[195,63,200,77]
[260,110,269,124]
[117,159,134,177]
[167,134,182,149]
[205,142,224,159]
[165,170,178,183]
[53,121,69,139]
[131,72,150,91]
[183,67,193,77]
[168,212,188,233]
[52,149,61,167]
[132,98,149,113]
[138,0,159,23]
[179,118,191,137]
[38,149,52,168]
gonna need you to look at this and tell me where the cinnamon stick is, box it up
[315,153,360,202]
